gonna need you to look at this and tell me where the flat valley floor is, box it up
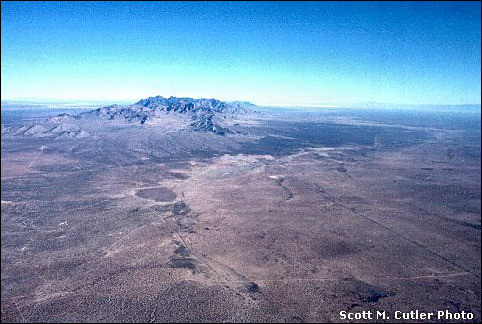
[1,108,481,322]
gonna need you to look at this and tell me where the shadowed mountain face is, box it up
[77,96,256,134]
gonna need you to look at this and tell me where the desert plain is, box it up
[1,106,480,322]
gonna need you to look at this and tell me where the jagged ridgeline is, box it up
[78,96,257,134]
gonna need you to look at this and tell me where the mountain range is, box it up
[77,95,257,134]
[1,96,257,138]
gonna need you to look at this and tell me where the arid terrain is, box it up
[1,104,481,322]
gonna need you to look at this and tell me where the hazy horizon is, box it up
[1,98,481,113]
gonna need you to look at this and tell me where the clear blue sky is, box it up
[1,1,481,106]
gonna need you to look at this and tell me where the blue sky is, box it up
[1,1,481,106]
